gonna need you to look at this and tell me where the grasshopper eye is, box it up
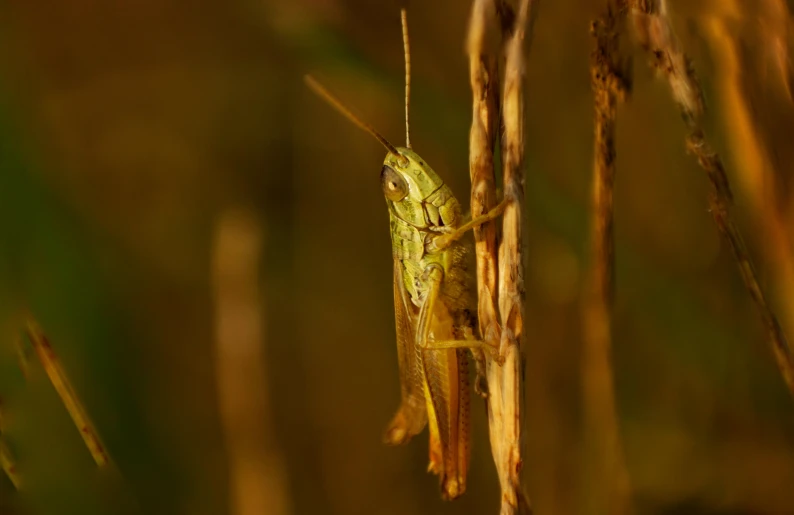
[381,165,409,201]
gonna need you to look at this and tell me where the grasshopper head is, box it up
[381,148,444,202]
[381,148,459,229]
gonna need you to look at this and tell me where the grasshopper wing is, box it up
[383,260,428,445]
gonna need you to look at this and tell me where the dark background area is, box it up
[1,1,793,514]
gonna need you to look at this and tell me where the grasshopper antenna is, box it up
[304,74,406,163]
[401,8,411,149]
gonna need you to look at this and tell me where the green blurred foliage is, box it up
[0,1,792,514]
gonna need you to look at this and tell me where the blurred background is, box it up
[0,0,793,514]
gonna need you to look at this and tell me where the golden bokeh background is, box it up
[1,1,793,514]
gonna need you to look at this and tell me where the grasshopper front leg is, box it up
[426,199,507,253]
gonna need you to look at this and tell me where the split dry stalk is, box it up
[468,0,501,387]
[629,0,794,396]
[25,318,110,467]
[468,0,535,513]
[583,3,633,514]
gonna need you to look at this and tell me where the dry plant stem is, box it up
[14,334,31,379]
[688,133,794,391]
[705,5,794,371]
[0,402,20,489]
[25,318,110,467]
[630,0,794,396]
[469,0,533,512]
[213,210,291,515]
[583,4,633,514]
[0,439,19,490]
[475,0,534,513]
[468,0,501,384]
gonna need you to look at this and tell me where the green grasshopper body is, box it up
[305,9,504,500]
[380,148,473,499]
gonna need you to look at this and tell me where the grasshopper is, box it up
[305,9,505,500]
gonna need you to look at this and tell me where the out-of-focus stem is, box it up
[25,318,110,467]
[583,3,633,514]
[0,401,20,490]
[0,439,19,490]
[629,0,794,398]
[212,209,291,515]
[703,2,794,385]
[13,334,31,379]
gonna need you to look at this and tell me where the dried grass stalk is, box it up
[492,1,531,513]
[14,333,31,379]
[212,210,292,515]
[25,318,110,467]
[0,401,20,489]
[629,0,794,396]
[0,439,19,490]
[467,0,535,512]
[704,1,794,384]
[583,3,633,514]
[468,0,501,372]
